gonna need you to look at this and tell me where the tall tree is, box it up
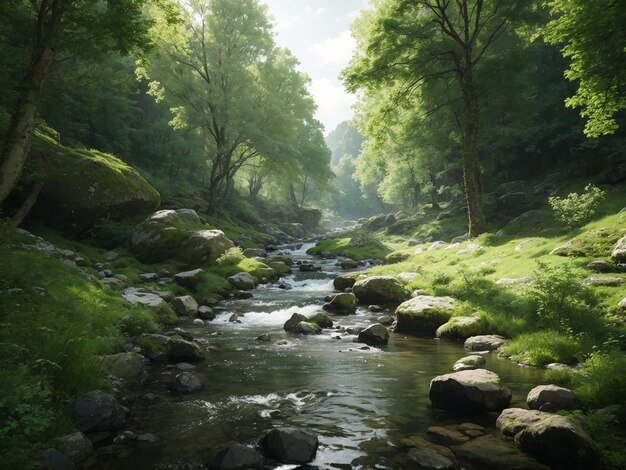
[542,0,626,138]
[0,0,161,206]
[343,0,529,237]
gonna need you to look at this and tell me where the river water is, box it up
[102,242,548,469]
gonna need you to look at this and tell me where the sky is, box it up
[262,0,369,134]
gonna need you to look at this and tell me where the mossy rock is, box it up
[395,296,457,335]
[100,352,145,385]
[436,315,489,340]
[268,261,292,274]
[308,313,334,328]
[21,124,160,231]
[551,226,626,258]
[130,209,235,266]
[384,251,411,264]
[352,276,410,305]
[323,293,357,314]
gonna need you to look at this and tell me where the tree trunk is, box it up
[427,162,441,210]
[2,180,44,239]
[0,45,55,205]
[461,77,487,237]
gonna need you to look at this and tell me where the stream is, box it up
[99,241,548,469]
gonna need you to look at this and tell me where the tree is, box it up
[343,0,530,237]
[0,0,162,206]
[542,0,626,138]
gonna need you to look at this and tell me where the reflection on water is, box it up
[96,242,547,469]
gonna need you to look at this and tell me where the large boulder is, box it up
[54,432,93,465]
[292,321,321,335]
[137,334,204,362]
[496,192,530,215]
[71,390,127,433]
[121,288,177,325]
[228,272,258,290]
[26,138,160,231]
[429,369,512,411]
[352,276,410,305]
[357,324,390,345]
[292,208,322,230]
[526,385,581,412]
[130,209,234,266]
[395,296,456,335]
[283,313,307,332]
[172,295,199,317]
[611,235,626,262]
[173,268,205,288]
[323,293,357,314]
[100,352,145,385]
[261,427,319,464]
[212,444,263,470]
[515,415,597,466]
[308,313,334,328]
[496,408,550,437]
[436,315,488,340]
[334,273,359,291]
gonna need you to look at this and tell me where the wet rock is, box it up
[346,327,364,335]
[228,272,258,290]
[268,255,293,266]
[137,333,204,362]
[454,435,549,470]
[231,290,253,299]
[377,315,394,325]
[352,276,410,305]
[308,313,334,328]
[334,273,359,291]
[395,295,456,335]
[172,295,199,317]
[256,333,272,342]
[341,258,359,269]
[429,369,512,411]
[464,335,508,351]
[357,323,389,345]
[173,268,205,288]
[293,321,321,335]
[427,426,469,446]
[515,415,597,466]
[457,422,486,437]
[72,391,127,433]
[170,372,203,394]
[436,315,487,340]
[612,235,626,262]
[175,362,196,371]
[212,443,263,470]
[198,306,216,320]
[298,262,321,272]
[261,427,319,464]
[284,313,307,332]
[323,293,357,314]
[453,355,486,372]
[55,432,93,464]
[526,384,581,412]
[407,446,455,469]
[496,408,550,437]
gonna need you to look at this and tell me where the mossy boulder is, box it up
[352,276,410,305]
[268,261,292,274]
[551,227,626,258]
[308,313,334,328]
[436,315,488,340]
[429,369,512,411]
[384,251,411,264]
[130,209,235,266]
[25,132,159,230]
[333,273,360,291]
[496,408,550,437]
[136,334,204,362]
[612,234,626,262]
[100,352,145,385]
[323,293,357,314]
[395,296,457,335]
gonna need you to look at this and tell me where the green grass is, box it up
[307,234,393,260]
[499,331,588,366]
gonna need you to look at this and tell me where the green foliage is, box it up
[217,247,245,266]
[500,330,585,366]
[542,0,626,137]
[306,235,392,260]
[549,184,605,228]
[572,350,626,410]
[544,368,573,387]
[527,262,597,333]
[571,410,626,468]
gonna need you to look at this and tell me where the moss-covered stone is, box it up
[352,276,410,305]
[268,261,292,274]
[395,296,457,335]
[323,293,357,314]
[384,251,411,264]
[436,315,489,340]
[308,313,334,328]
[551,227,626,258]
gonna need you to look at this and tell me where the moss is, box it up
[307,235,392,260]
[500,331,586,366]
[552,226,626,258]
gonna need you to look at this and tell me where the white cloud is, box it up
[308,30,356,66]
[304,6,327,16]
[309,78,357,131]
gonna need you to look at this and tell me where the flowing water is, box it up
[100,242,548,469]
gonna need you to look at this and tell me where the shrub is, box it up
[216,246,244,265]
[572,349,626,410]
[571,410,626,468]
[527,262,597,334]
[548,184,605,228]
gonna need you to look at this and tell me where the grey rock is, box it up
[139,272,159,282]
[584,276,622,287]
[173,268,205,288]
[283,313,307,332]
[526,384,581,412]
[395,295,456,335]
[323,292,357,314]
[198,305,216,320]
[612,235,626,263]
[71,391,127,433]
[293,321,321,335]
[170,372,203,394]
[55,432,93,464]
[496,408,550,437]
[352,276,411,305]
[407,446,455,469]
[464,335,508,351]
[454,435,549,470]
[228,272,258,290]
[357,323,389,345]
[429,369,512,411]
[261,427,319,464]
[212,443,263,470]
[243,248,267,258]
[453,354,486,372]
[172,295,199,317]
[586,260,614,272]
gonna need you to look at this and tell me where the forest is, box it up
[0,0,625,469]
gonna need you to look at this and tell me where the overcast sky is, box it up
[262,0,369,134]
